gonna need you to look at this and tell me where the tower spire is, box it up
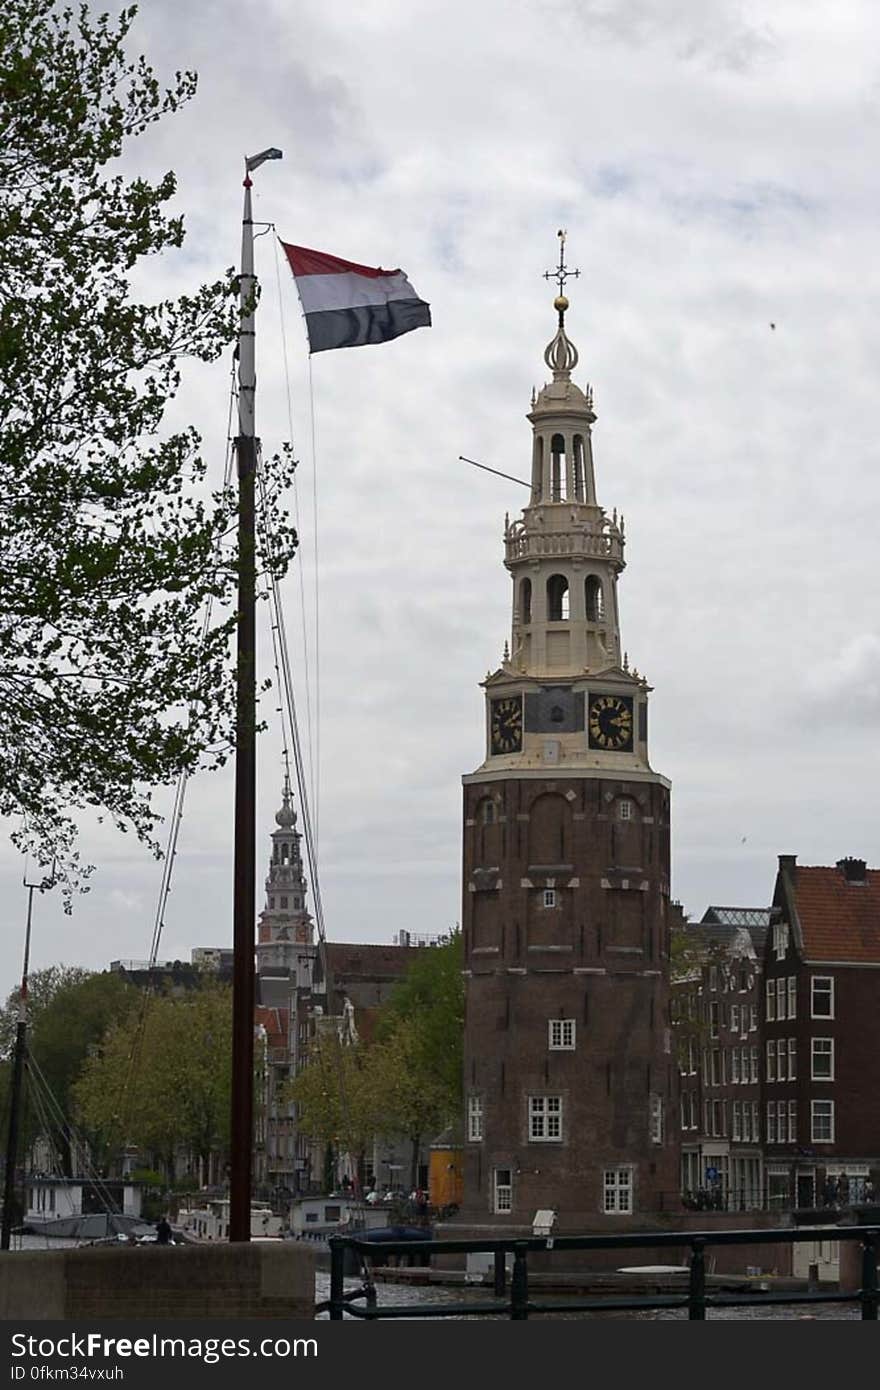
[543,230,580,380]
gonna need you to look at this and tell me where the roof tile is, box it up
[792,865,880,963]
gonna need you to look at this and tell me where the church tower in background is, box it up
[256,776,314,977]
[461,238,677,1225]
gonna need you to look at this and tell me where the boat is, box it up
[176,1198,283,1241]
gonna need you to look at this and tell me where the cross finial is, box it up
[544,229,580,323]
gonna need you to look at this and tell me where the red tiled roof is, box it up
[324,942,415,978]
[255,1005,288,1050]
[792,865,880,963]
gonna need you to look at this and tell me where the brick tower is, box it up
[461,239,678,1226]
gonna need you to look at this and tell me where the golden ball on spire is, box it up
[554,294,569,312]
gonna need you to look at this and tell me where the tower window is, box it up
[550,433,565,501]
[520,577,532,625]
[573,435,586,500]
[481,799,496,825]
[547,574,569,621]
[603,1166,633,1214]
[543,888,557,909]
[467,1095,484,1142]
[529,1095,563,1141]
[585,575,605,622]
[280,897,288,909]
[618,798,634,822]
[294,897,301,909]
[493,1168,512,1213]
[548,1019,575,1050]
[269,897,275,909]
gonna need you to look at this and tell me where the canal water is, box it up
[314,1272,861,1320]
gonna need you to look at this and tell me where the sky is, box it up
[2,0,880,995]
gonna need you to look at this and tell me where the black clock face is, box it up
[490,697,523,755]
[588,694,634,752]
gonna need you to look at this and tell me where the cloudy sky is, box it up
[3,0,879,995]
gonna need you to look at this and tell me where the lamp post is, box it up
[229,147,281,1243]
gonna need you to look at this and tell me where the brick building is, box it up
[762,854,880,1209]
[674,907,769,1210]
[461,261,678,1227]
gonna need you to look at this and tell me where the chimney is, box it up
[837,857,867,885]
[778,854,797,872]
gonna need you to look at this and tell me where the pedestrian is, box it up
[864,1177,875,1205]
[156,1216,173,1245]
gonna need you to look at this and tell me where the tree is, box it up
[73,983,233,1182]
[0,1,295,891]
[379,930,463,1121]
[286,1029,375,1186]
[0,966,136,1173]
[360,1019,450,1190]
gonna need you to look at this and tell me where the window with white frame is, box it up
[742,1103,751,1142]
[776,1038,787,1081]
[618,798,633,821]
[766,980,776,1022]
[787,976,797,1019]
[750,1003,758,1032]
[680,1095,688,1131]
[548,1018,575,1051]
[603,1166,633,1214]
[766,1041,775,1082]
[529,1095,563,1141]
[776,1100,787,1142]
[811,1099,835,1143]
[787,1099,797,1144]
[776,977,786,1020]
[788,1037,796,1081]
[750,1046,759,1083]
[687,1038,696,1074]
[709,1002,720,1039]
[773,922,789,960]
[732,1101,742,1141]
[811,976,834,1019]
[811,1038,834,1080]
[689,1092,698,1130]
[731,1004,740,1033]
[732,1049,740,1084]
[752,1102,760,1142]
[467,1095,483,1142]
[767,1102,777,1144]
[542,888,557,909]
[649,1093,663,1144]
[493,1168,512,1213]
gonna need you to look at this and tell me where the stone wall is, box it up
[0,1243,314,1320]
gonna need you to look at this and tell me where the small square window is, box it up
[543,888,557,909]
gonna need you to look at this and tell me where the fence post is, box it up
[329,1236,345,1321]
[510,1241,529,1319]
[861,1230,879,1321]
[494,1248,507,1297]
[688,1237,707,1320]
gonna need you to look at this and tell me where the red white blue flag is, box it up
[280,242,431,353]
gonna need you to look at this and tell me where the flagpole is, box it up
[230,147,281,1244]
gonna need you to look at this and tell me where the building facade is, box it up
[762,854,880,1209]
[461,264,677,1226]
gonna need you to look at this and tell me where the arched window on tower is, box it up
[550,434,565,501]
[573,435,585,501]
[520,577,532,625]
[585,575,605,622]
[532,436,543,501]
[547,574,570,621]
[281,843,290,865]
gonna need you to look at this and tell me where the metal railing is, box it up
[322,1225,879,1321]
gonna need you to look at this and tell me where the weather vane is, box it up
[544,229,579,322]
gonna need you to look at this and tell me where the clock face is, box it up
[588,694,634,752]
[490,696,523,755]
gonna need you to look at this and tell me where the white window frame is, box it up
[811,1099,835,1144]
[767,1102,776,1144]
[493,1168,512,1213]
[603,1166,633,1215]
[618,798,633,822]
[731,1049,740,1084]
[542,888,557,909]
[752,1102,760,1142]
[750,1046,759,1083]
[811,976,834,1020]
[731,1004,740,1034]
[773,922,789,961]
[766,980,776,1022]
[766,1040,775,1082]
[529,1095,563,1142]
[776,1037,787,1082]
[776,1100,787,1142]
[787,1099,797,1144]
[649,1092,663,1145]
[787,976,797,1019]
[788,1037,797,1081]
[467,1094,483,1142]
[750,1004,758,1032]
[811,1037,834,1081]
[732,1101,742,1141]
[776,977,786,1021]
[548,1018,576,1051]
[709,965,719,993]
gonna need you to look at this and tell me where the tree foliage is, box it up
[73,982,232,1179]
[0,966,136,1171]
[0,1,295,892]
[379,930,463,1120]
